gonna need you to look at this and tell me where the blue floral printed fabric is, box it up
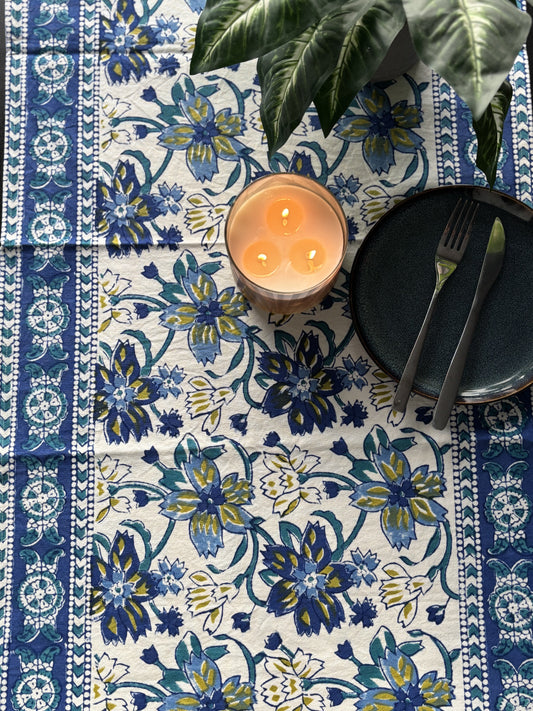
[1,0,533,710]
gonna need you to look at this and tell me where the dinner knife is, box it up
[432,216,506,430]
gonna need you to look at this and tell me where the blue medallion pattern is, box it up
[2,0,98,707]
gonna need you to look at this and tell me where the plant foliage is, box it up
[191,0,532,187]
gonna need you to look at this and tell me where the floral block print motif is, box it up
[88,0,533,709]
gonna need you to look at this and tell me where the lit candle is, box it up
[242,240,281,276]
[225,174,348,313]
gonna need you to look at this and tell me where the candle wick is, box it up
[306,250,317,272]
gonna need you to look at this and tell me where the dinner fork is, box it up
[393,198,479,412]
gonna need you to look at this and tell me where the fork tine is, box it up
[442,198,466,250]
[455,202,479,254]
[443,200,479,253]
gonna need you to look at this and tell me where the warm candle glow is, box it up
[242,240,281,277]
[266,198,303,235]
[225,174,347,313]
[289,239,326,274]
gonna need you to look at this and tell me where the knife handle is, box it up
[432,296,483,430]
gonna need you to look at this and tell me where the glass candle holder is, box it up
[225,173,348,313]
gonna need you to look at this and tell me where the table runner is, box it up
[2,2,533,710]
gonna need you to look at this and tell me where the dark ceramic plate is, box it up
[349,185,533,403]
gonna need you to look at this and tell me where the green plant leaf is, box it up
[190,0,321,72]
[403,0,530,119]
[314,0,406,135]
[258,5,364,155]
[473,79,512,188]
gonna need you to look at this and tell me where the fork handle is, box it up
[393,287,440,412]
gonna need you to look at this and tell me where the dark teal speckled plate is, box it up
[349,185,533,404]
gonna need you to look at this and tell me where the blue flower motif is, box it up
[153,557,186,595]
[264,431,280,447]
[331,438,348,455]
[347,548,380,587]
[101,0,155,84]
[153,364,185,398]
[262,521,353,636]
[153,15,180,44]
[158,87,247,182]
[158,55,180,76]
[259,331,343,435]
[330,173,361,206]
[135,302,150,318]
[154,182,184,215]
[350,597,378,627]
[94,341,160,444]
[341,400,368,427]
[160,264,249,365]
[416,406,434,424]
[160,652,254,710]
[335,85,423,175]
[142,263,159,279]
[232,611,251,632]
[288,151,318,179]
[355,644,454,710]
[184,0,205,11]
[347,216,359,241]
[427,604,446,624]
[141,645,159,664]
[327,688,345,707]
[155,607,183,636]
[97,161,159,257]
[91,531,158,644]
[159,410,183,436]
[158,226,184,250]
[134,490,150,507]
[230,413,247,434]
[335,641,354,659]
[350,433,447,550]
[142,446,159,464]
[264,632,282,650]
[160,444,254,557]
[339,355,370,390]
[142,87,157,102]
[132,692,148,710]
[324,481,341,498]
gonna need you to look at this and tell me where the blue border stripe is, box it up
[4,0,98,708]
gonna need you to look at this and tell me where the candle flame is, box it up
[281,207,289,227]
[307,249,317,261]
[257,252,268,267]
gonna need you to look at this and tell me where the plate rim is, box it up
[349,184,533,405]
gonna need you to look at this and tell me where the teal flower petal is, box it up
[180,91,215,125]
[409,497,447,526]
[382,503,416,549]
[186,140,219,182]
[158,123,195,150]
[373,445,410,485]
[380,647,419,692]
[190,511,223,557]
[161,490,202,520]
[189,322,221,364]
[216,108,245,136]
[351,481,391,511]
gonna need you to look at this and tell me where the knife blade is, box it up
[432,216,506,430]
